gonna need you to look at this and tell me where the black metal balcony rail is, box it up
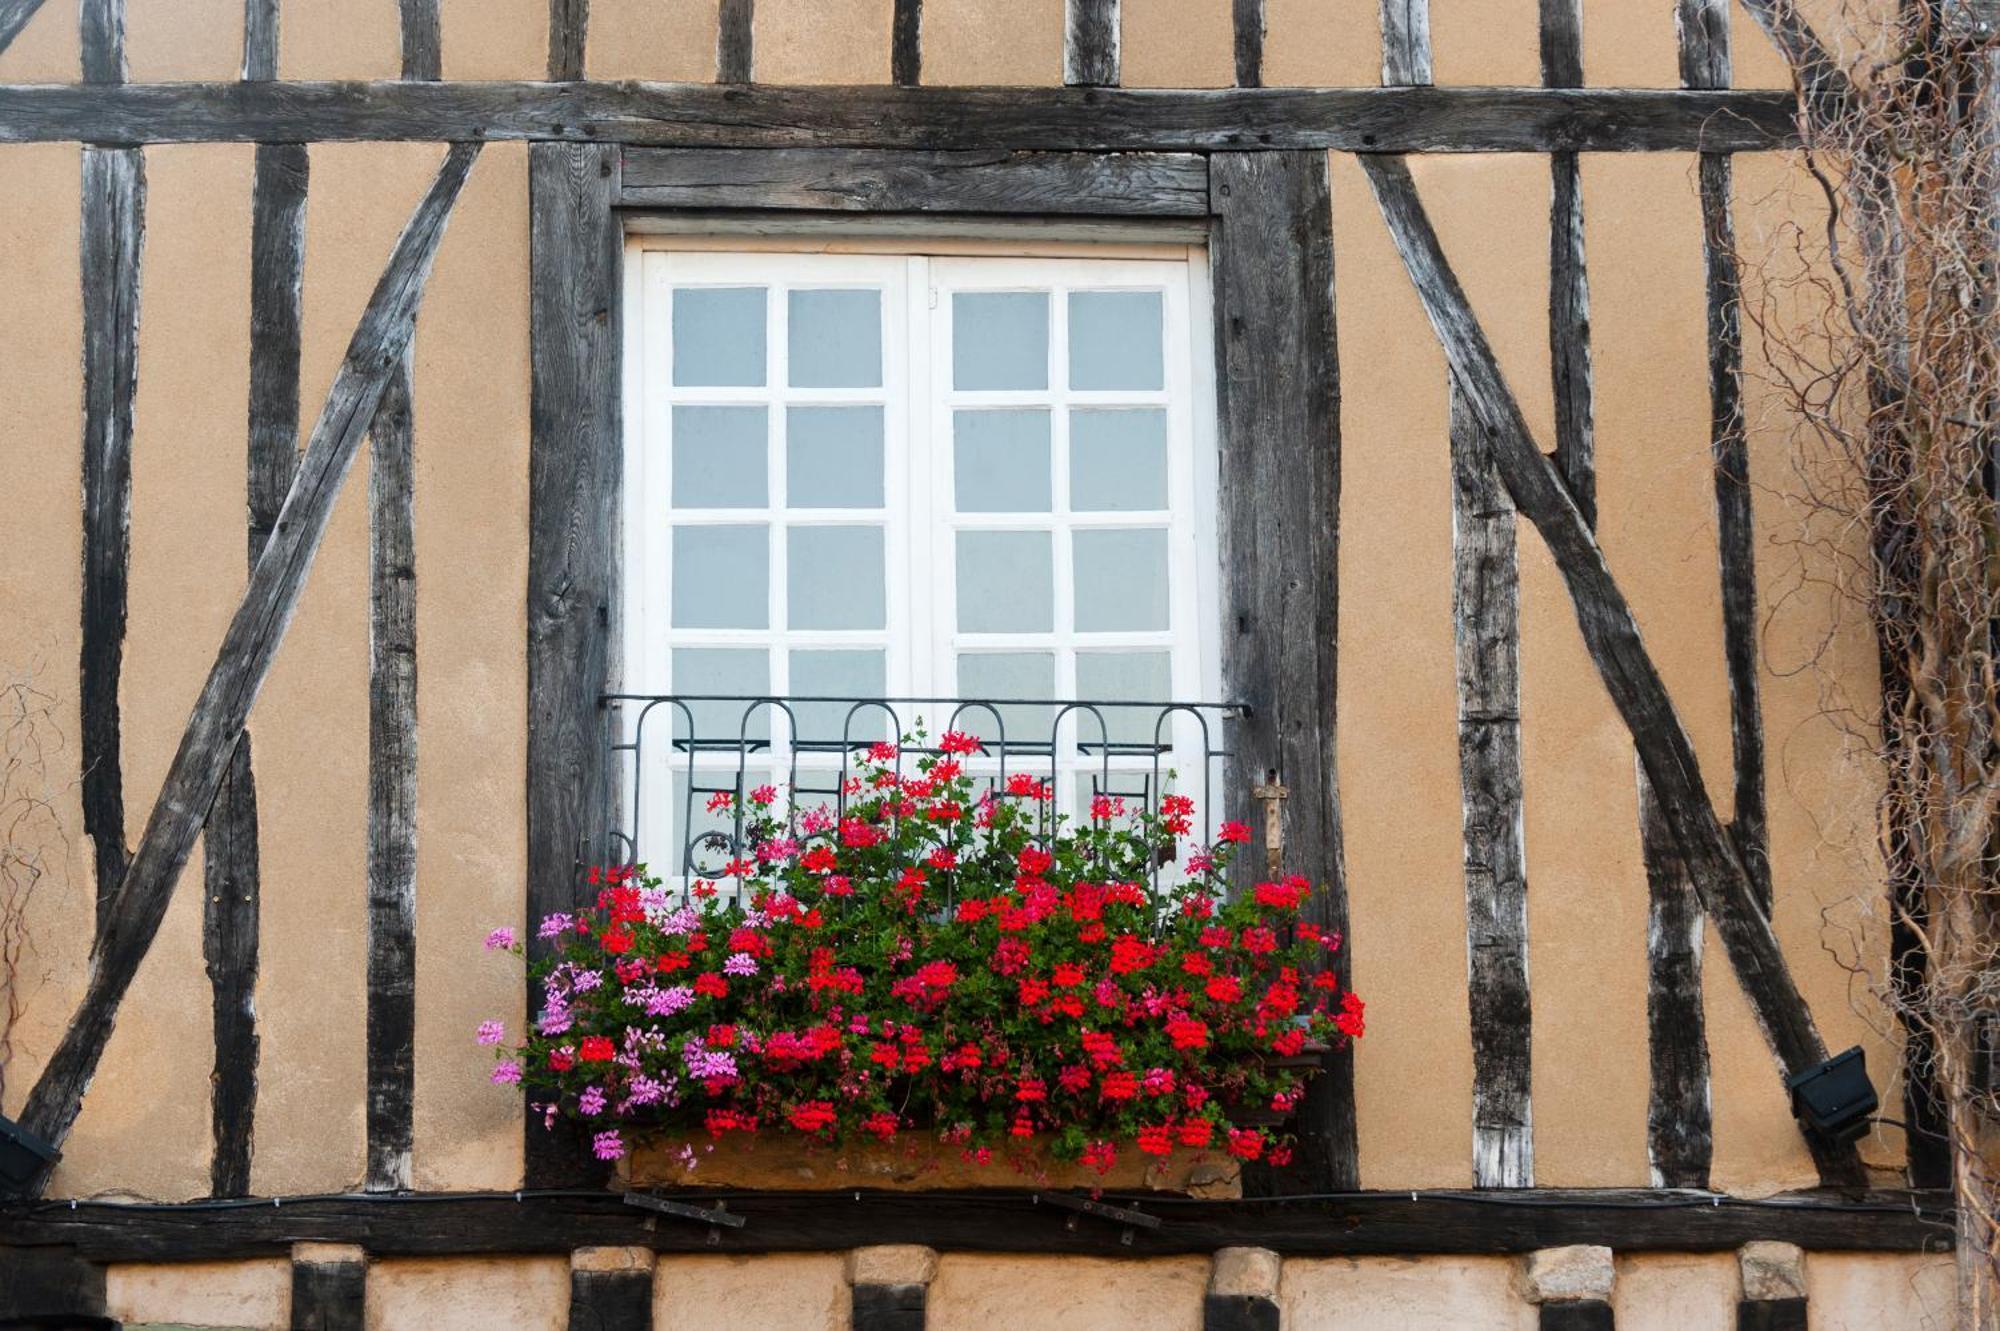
[602,693,1244,884]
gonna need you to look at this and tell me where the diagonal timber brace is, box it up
[1358,154,1865,1187]
[4,143,481,1191]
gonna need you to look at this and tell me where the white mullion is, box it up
[905,256,938,702]
[767,281,794,785]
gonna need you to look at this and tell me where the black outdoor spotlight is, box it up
[1786,1045,1879,1144]
[0,1111,59,1194]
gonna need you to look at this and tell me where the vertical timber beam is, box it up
[1064,0,1119,87]
[242,0,278,79]
[549,0,586,79]
[401,0,442,82]
[1379,0,1431,86]
[526,140,621,1188]
[717,0,753,83]
[891,0,921,86]
[1211,151,1357,1191]
[79,0,123,84]
[291,1243,366,1331]
[1232,0,1263,87]
[1360,153,1866,1187]
[1453,388,1533,1188]
[1541,0,1592,525]
[569,1248,653,1331]
[11,145,479,1177]
[79,143,142,927]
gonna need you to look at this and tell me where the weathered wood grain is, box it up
[1359,153,1866,1187]
[247,143,308,557]
[8,145,480,1178]
[1232,0,1263,87]
[1379,0,1431,85]
[717,0,753,83]
[1211,152,1356,1193]
[1452,385,1532,1190]
[365,363,418,1194]
[0,82,1801,152]
[80,0,123,84]
[1733,0,1846,116]
[1641,769,1712,1187]
[526,140,621,1189]
[549,0,587,80]
[203,739,260,1198]
[0,1189,1948,1262]
[1547,153,1592,525]
[1675,0,1729,91]
[1205,1293,1280,1331]
[401,0,442,81]
[854,1283,926,1331]
[1538,0,1581,89]
[292,1253,365,1331]
[242,0,279,80]
[892,0,921,86]
[618,147,1209,215]
[1064,0,1119,86]
[80,144,142,926]
[571,1266,652,1330]
[0,0,49,58]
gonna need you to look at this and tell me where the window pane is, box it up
[670,647,769,745]
[1071,409,1167,511]
[671,406,767,508]
[788,289,883,388]
[1068,290,1164,390]
[672,524,768,629]
[788,526,886,630]
[787,406,884,509]
[953,291,1049,390]
[790,648,889,745]
[1073,528,1169,631]
[673,286,766,386]
[1074,650,1173,748]
[669,769,762,878]
[953,409,1051,513]
[957,530,1053,633]
[955,651,1056,750]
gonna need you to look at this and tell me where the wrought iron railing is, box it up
[603,693,1243,885]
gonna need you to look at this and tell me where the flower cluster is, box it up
[481,734,1363,1174]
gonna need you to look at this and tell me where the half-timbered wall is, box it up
[0,0,1954,1323]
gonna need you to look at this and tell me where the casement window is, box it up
[619,243,1221,873]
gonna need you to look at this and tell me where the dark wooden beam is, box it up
[1547,154,1592,524]
[549,0,586,80]
[8,144,480,1178]
[1379,0,1431,86]
[247,142,308,558]
[1358,153,1866,1187]
[365,365,418,1193]
[0,1247,108,1324]
[0,1189,1949,1263]
[1205,1292,1279,1331]
[1540,1302,1614,1331]
[1642,773,1713,1187]
[291,1251,366,1331]
[0,82,1802,153]
[79,144,142,927]
[854,1283,925,1331]
[569,1262,652,1330]
[401,0,442,82]
[1231,0,1263,87]
[242,0,279,80]
[1737,1298,1808,1331]
[0,0,49,60]
[1538,0,1582,89]
[891,0,921,87]
[717,0,753,84]
[526,140,620,1189]
[1452,385,1533,1188]
[1731,0,1846,115]
[1064,0,1119,86]
[80,0,123,84]
[617,147,1209,215]
[1211,151,1356,1193]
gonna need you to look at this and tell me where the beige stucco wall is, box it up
[367,1256,569,1331]
[654,1253,850,1330]
[105,1257,291,1331]
[1282,1255,1536,1329]
[928,1255,1208,1331]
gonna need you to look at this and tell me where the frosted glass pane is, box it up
[673,286,765,386]
[956,651,1056,749]
[672,524,768,629]
[1074,650,1173,747]
[670,648,769,744]
[1071,409,1167,511]
[671,406,767,508]
[953,291,1048,390]
[788,526,885,630]
[787,406,884,508]
[953,410,1051,513]
[956,531,1053,633]
[1068,290,1163,390]
[1073,528,1169,631]
[790,649,889,743]
[788,289,882,388]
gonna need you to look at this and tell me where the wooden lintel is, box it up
[0,81,1801,152]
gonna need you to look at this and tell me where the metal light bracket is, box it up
[622,1191,747,1244]
[1031,1190,1163,1246]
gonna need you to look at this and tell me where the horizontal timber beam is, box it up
[0,1189,1948,1264]
[0,81,1800,152]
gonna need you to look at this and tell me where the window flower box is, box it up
[481,732,1363,1180]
